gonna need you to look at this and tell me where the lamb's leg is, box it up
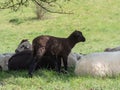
[0,66,2,71]
[28,47,45,77]
[28,57,38,77]
[62,56,68,73]
[57,56,61,73]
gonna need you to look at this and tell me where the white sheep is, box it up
[61,52,83,68]
[67,52,83,67]
[75,51,120,77]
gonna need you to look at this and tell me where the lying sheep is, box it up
[0,39,32,71]
[29,30,86,77]
[75,51,120,77]
[8,50,57,70]
[8,51,83,70]
[62,52,83,67]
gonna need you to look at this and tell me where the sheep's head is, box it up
[15,39,32,53]
[69,30,86,43]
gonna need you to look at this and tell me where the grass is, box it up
[0,0,120,89]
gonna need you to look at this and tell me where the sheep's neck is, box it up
[67,38,76,49]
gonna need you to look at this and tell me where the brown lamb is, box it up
[28,30,86,77]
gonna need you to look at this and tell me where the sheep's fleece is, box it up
[67,52,82,67]
[75,51,120,77]
[0,54,14,71]
[61,52,82,67]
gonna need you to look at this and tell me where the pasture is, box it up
[0,0,120,90]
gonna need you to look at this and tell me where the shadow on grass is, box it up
[0,70,28,79]
[9,16,51,25]
[0,67,76,81]
[36,67,76,80]
[0,67,119,87]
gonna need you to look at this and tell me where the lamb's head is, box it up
[15,39,32,53]
[68,30,86,43]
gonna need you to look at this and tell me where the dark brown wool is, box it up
[8,50,56,70]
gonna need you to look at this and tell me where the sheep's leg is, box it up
[28,57,38,77]
[57,56,61,73]
[55,55,59,72]
[28,47,45,77]
[50,55,57,70]
[0,66,2,71]
[54,56,61,73]
[62,56,68,73]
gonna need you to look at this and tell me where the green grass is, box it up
[0,0,120,89]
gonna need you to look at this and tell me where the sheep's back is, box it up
[75,51,120,77]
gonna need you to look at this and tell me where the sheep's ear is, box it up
[77,56,81,60]
[20,39,28,44]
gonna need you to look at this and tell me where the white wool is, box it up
[67,52,82,67]
[61,52,83,67]
[67,53,77,67]
[0,54,13,71]
[75,51,120,77]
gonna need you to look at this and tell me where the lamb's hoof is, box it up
[28,73,33,78]
[0,67,2,71]
[61,70,68,74]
